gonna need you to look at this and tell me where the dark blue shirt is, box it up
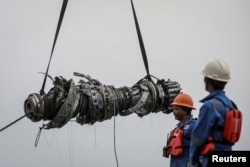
[170,115,197,167]
[190,90,234,167]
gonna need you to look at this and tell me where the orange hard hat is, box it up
[171,93,196,110]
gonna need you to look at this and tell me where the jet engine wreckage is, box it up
[24,73,181,129]
[21,0,181,130]
[0,0,182,136]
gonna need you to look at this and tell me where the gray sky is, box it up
[0,0,249,167]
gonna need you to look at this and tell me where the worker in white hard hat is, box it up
[189,59,240,167]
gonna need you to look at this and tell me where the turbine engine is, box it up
[24,72,181,129]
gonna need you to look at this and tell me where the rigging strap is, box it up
[40,0,68,95]
[130,0,152,81]
[0,115,26,132]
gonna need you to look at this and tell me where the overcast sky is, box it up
[0,0,249,167]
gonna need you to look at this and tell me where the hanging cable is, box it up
[94,124,97,149]
[43,128,56,145]
[99,117,127,129]
[35,125,46,147]
[67,123,74,167]
[55,132,67,167]
[113,101,119,167]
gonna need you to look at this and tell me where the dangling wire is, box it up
[43,128,56,145]
[55,132,67,167]
[94,124,97,149]
[113,101,119,167]
[67,123,74,167]
[99,117,127,129]
[35,124,46,147]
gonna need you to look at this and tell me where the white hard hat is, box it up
[201,59,230,82]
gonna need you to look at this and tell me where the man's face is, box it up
[204,77,209,91]
[173,105,187,122]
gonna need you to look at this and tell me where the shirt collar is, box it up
[177,115,193,127]
[199,90,225,103]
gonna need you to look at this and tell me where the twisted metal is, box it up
[24,72,181,129]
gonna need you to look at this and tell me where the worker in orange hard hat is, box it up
[163,93,197,167]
